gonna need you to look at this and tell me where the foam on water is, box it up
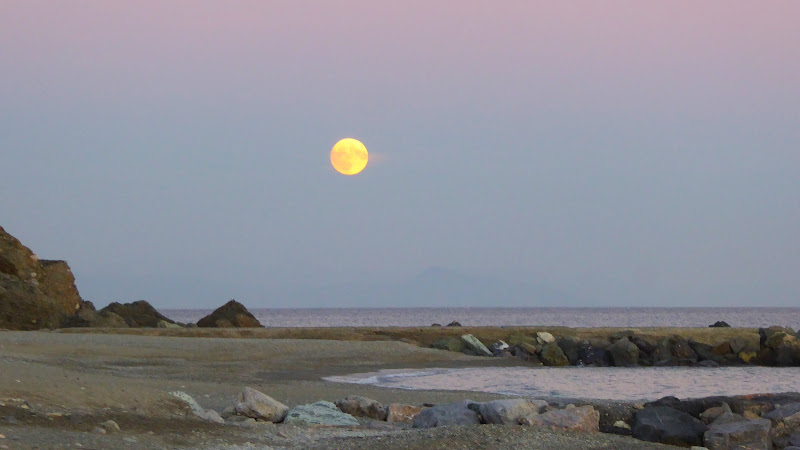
[324,366,800,401]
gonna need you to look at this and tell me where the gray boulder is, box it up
[334,395,387,421]
[763,402,800,447]
[633,406,708,446]
[520,405,600,432]
[470,399,547,425]
[460,334,493,357]
[609,337,640,367]
[580,345,612,366]
[489,340,510,356]
[234,387,289,423]
[703,418,771,450]
[412,401,480,428]
[284,401,359,426]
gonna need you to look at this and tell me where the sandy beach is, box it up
[0,329,680,449]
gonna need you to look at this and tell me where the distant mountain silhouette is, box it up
[276,267,574,307]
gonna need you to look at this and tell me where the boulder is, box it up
[540,342,570,366]
[703,418,771,450]
[334,395,387,421]
[729,335,759,354]
[760,326,797,349]
[671,337,699,361]
[446,321,462,327]
[470,399,547,425]
[412,401,480,428]
[520,405,599,432]
[0,225,87,330]
[63,308,129,328]
[579,345,612,367]
[460,334,493,357]
[234,387,288,422]
[775,341,800,366]
[284,401,359,426]
[764,401,800,445]
[709,321,731,328]
[608,337,640,367]
[633,406,708,446]
[489,340,510,356]
[197,299,262,328]
[536,331,556,344]
[511,344,541,364]
[386,403,424,424]
[763,402,800,428]
[593,403,637,435]
[557,336,581,365]
[701,403,732,424]
[432,337,465,353]
[100,300,177,328]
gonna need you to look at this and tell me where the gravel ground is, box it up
[0,330,678,449]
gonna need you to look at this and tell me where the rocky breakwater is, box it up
[431,327,800,367]
[0,225,89,330]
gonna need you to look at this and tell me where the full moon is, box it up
[330,138,368,175]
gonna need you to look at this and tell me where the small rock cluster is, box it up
[170,388,600,434]
[432,327,800,367]
[627,393,800,449]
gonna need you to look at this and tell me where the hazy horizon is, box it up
[2,2,799,308]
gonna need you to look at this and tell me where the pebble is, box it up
[0,434,5,438]
[123,437,137,443]
[92,427,106,434]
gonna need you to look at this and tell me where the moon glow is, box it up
[330,138,368,175]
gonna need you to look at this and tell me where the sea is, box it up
[162,307,800,401]
[161,307,800,329]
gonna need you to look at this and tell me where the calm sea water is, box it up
[161,307,800,328]
[324,366,800,401]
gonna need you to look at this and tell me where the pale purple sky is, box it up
[2,1,799,307]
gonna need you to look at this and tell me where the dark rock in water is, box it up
[632,406,707,446]
[540,342,570,366]
[101,300,178,328]
[709,321,731,328]
[430,323,441,327]
[412,401,480,428]
[579,345,611,367]
[446,321,462,327]
[608,337,639,367]
[196,299,262,328]
[0,225,88,330]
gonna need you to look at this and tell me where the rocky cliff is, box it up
[0,225,87,330]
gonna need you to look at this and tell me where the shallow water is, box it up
[324,366,800,401]
[163,307,800,328]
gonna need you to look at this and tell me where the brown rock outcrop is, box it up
[1,225,87,330]
[197,299,262,328]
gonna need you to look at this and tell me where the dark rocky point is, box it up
[197,299,262,328]
[1,225,88,330]
[100,300,178,328]
[709,320,731,327]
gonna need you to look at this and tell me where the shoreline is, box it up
[1,328,797,448]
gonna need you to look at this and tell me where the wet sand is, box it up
[0,330,677,449]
